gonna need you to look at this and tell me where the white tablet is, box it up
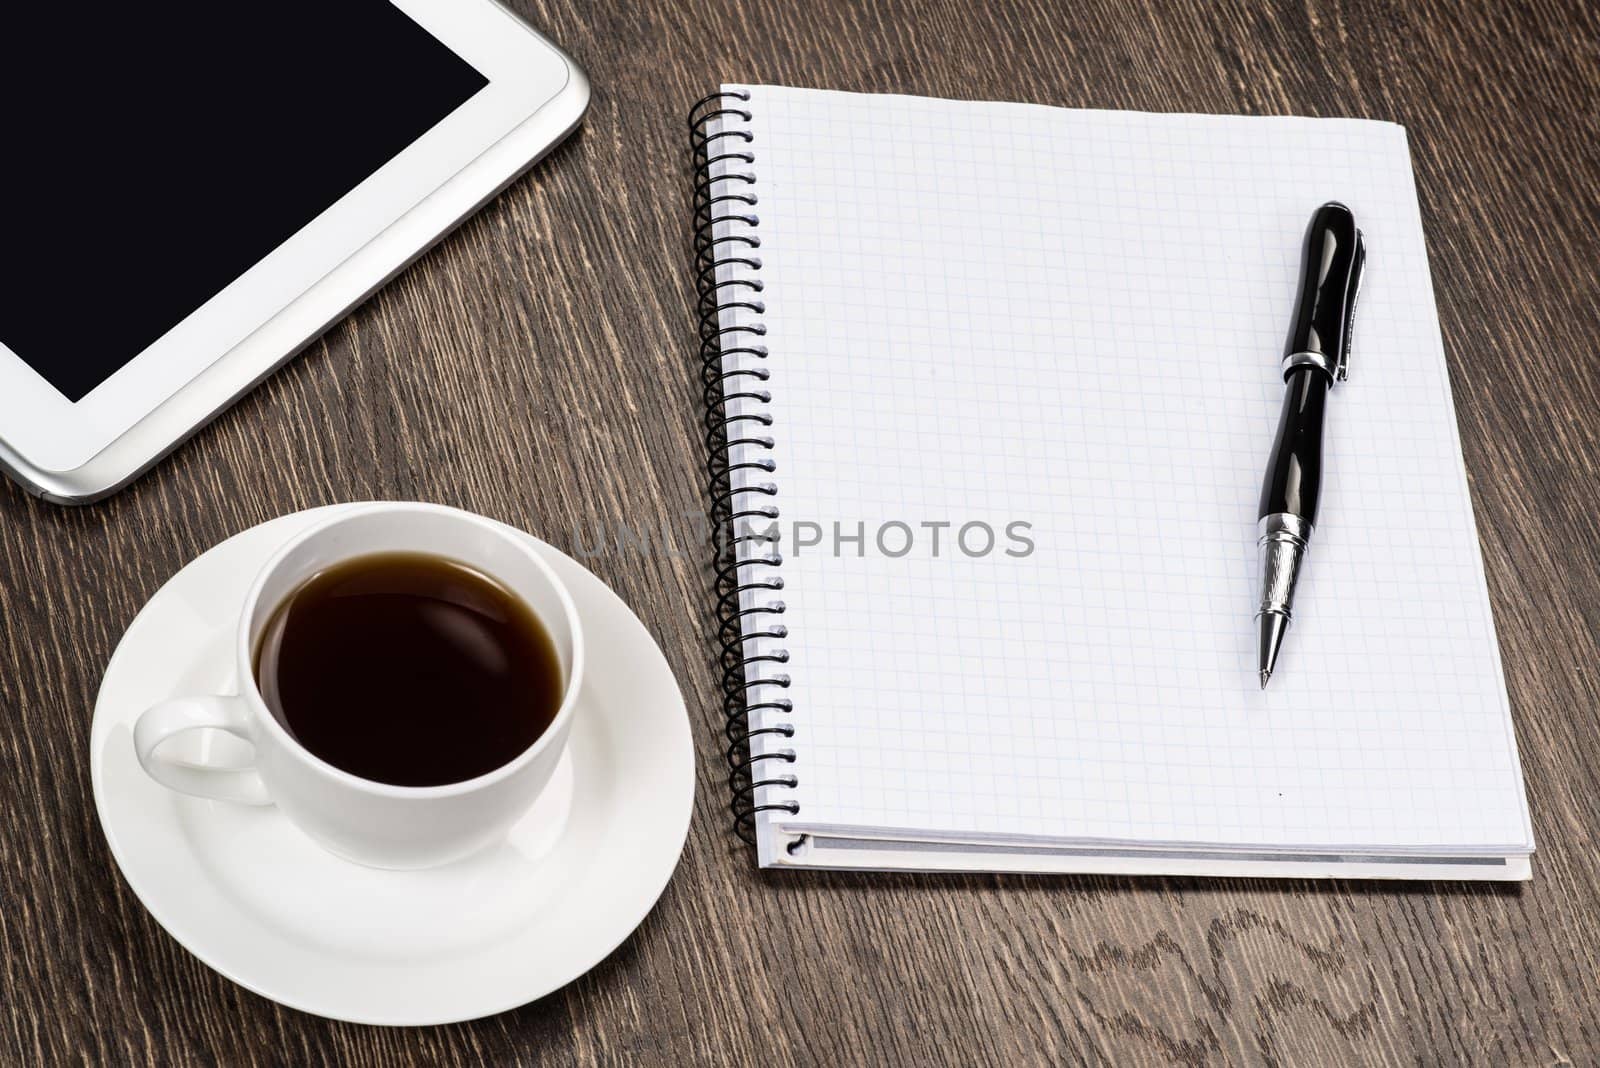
[0,1,588,503]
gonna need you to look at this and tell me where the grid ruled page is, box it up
[714,86,1533,856]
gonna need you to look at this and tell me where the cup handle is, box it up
[133,695,272,805]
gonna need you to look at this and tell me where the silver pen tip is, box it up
[1256,611,1288,689]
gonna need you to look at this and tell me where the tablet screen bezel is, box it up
[0,0,571,472]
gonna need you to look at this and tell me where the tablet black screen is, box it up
[0,2,487,402]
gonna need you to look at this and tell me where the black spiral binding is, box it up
[689,90,799,845]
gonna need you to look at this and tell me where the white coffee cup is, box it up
[132,502,584,870]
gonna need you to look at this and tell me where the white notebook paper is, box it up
[697,85,1533,879]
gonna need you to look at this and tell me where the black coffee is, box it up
[254,551,563,787]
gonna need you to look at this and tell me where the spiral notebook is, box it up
[690,85,1534,880]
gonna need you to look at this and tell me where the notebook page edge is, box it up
[734,82,1409,135]
[775,834,1532,881]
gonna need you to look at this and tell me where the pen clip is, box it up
[1334,229,1365,383]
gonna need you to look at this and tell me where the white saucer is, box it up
[91,505,695,1025]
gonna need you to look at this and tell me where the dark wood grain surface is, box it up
[4,0,1598,1063]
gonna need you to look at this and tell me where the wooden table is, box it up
[5,0,1598,1063]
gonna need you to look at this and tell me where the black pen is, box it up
[1256,202,1365,688]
